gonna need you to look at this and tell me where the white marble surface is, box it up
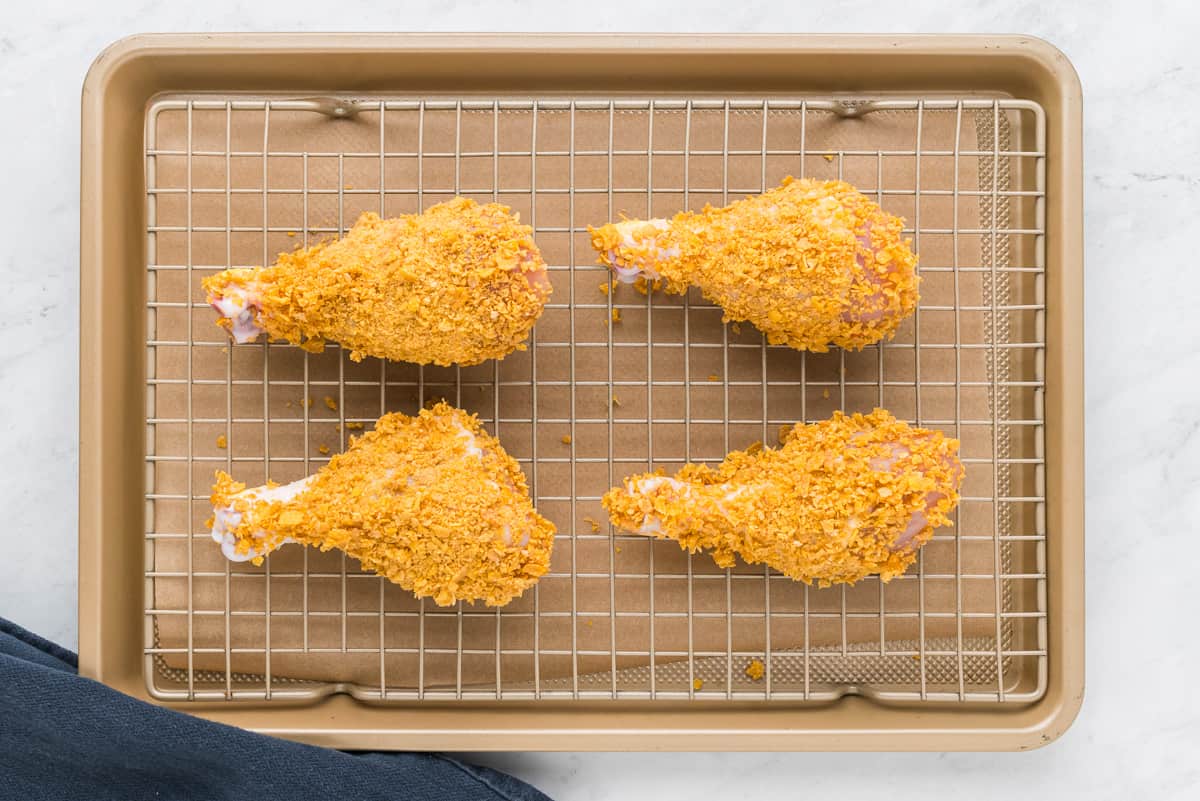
[1,1,1197,798]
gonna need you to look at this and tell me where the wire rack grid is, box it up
[143,95,1048,704]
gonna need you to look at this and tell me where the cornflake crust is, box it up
[589,178,918,353]
[210,403,555,607]
[603,409,963,587]
[203,198,551,366]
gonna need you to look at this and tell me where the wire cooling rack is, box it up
[144,96,1047,703]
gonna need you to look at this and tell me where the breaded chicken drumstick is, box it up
[204,198,551,366]
[590,178,917,352]
[209,403,555,607]
[604,409,962,586]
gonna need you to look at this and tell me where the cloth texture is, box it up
[0,616,551,801]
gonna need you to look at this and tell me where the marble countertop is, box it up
[3,1,1197,798]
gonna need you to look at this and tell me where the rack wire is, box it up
[144,96,1047,703]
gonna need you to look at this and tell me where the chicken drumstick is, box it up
[204,198,552,366]
[590,178,918,353]
[603,409,962,586]
[209,403,555,607]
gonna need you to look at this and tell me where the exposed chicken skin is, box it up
[603,409,962,586]
[203,198,552,366]
[589,178,918,352]
[208,403,555,607]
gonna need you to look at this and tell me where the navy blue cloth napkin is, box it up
[0,616,551,801]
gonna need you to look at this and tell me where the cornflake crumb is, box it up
[633,276,661,296]
[731,322,741,335]
[561,435,572,445]
[745,658,765,681]
[220,346,228,354]
[318,444,330,455]
[285,400,294,408]
[614,545,622,554]
[823,153,835,162]
[822,388,831,400]
[611,394,621,407]
[583,517,600,533]
[286,231,296,238]
[302,397,314,409]
[324,396,338,411]
[611,308,621,324]
[599,282,610,296]
[693,678,704,691]
[707,374,720,382]
[346,421,364,430]
[216,434,227,449]
[778,424,792,445]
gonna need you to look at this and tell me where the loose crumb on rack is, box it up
[707,374,720,382]
[611,394,621,408]
[614,545,622,554]
[302,397,314,409]
[611,308,622,324]
[823,153,835,162]
[346,421,364,430]
[220,346,228,354]
[693,678,704,691]
[561,435,572,445]
[583,517,601,533]
[324,396,338,411]
[822,388,831,400]
[286,231,295,238]
[744,658,765,681]
[599,281,610,296]
[318,444,331,455]
[215,434,227,449]
[730,321,741,335]
[285,400,294,409]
